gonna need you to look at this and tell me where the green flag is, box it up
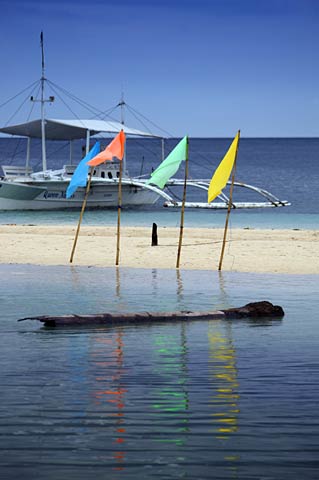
[146,136,188,189]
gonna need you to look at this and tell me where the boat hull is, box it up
[0,180,159,210]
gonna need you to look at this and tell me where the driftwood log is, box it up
[18,301,284,327]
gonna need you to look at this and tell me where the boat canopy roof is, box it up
[0,118,161,140]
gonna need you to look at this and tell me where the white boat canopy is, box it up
[0,118,160,140]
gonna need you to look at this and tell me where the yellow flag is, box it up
[208,131,240,203]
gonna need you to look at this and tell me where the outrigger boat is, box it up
[0,116,290,211]
[0,36,289,211]
[0,118,163,210]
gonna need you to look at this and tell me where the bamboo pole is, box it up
[218,130,240,271]
[69,167,93,263]
[176,137,189,269]
[115,160,123,266]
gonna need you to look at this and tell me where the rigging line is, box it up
[158,240,229,247]
[188,145,219,171]
[2,133,38,165]
[46,141,72,163]
[47,79,99,111]
[165,186,182,201]
[181,240,227,246]
[47,79,104,117]
[8,83,42,164]
[1,83,41,164]
[49,80,124,124]
[27,84,41,120]
[94,105,119,121]
[92,101,123,120]
[36,85,83,163]
[122,106,227,174]
[0,79,40,110]
[125,101,227,176]
[188,159,214,175]
[92,98,149,124]
[29,139,71,172]
[128,137,160,160]
[11,123,76,170]
[47,80,122,122]
[10,136,45,171]
[48,84,88,127]
[186,152,221,177]
[125,103,172,137]
[4,83,40,127]
[124,105,154,135]
[46,81,168,139]
[94,107,124,124]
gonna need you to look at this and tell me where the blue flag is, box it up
[66,142,100,199]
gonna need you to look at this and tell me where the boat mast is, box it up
[31,32,54,172]
[120,91,125,125]
[40,32,47,171]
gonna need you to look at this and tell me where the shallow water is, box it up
[0,265,319,479]
[1,207,319,230]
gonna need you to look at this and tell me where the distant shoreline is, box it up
[0,225,318,274]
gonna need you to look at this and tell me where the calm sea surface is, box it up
[0,266,319,479]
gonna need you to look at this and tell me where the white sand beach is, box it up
[0,224,318,274]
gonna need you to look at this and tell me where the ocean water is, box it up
[1,137,319,228]
[1,138,319,479]
[0,265,319,479]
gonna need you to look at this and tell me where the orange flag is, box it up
[87,130,126,167]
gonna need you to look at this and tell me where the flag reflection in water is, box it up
[152,324,189,446]
[208,321,240,473]
[92,330,127,471]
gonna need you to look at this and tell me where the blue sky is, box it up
[0,0,318,137]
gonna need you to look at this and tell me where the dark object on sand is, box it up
[151,222,158,246]
[18,301,284,327]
